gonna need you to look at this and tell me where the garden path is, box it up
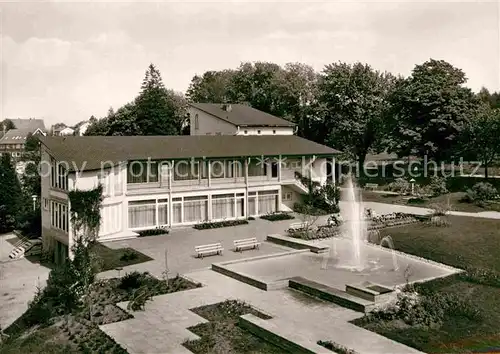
[101,269,424,354]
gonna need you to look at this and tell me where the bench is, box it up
[365,183,379,191]
[288,222,309,231]
[195,243,223,258]
[234,238,260,252]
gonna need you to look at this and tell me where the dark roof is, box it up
[8,118,46,131]
[190,103,295,128]
[0,129,31,144]
[39,135,340,171]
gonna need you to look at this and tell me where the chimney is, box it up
[221,103,232,112]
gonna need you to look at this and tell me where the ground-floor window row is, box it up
[127,190,280,229]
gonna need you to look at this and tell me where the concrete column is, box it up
[208,160,211,187]
[278,155,282,182]
[332,156,336,185]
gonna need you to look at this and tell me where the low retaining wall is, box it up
[239,314,325,354]
[267,234,329,253]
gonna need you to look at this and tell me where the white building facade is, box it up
[40,135,338,263]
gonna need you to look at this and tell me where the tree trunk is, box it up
[484,160,489,179]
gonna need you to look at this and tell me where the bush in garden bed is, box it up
[193,219,249,230]
[317,340,358,354]
[260,212,295,221]
[138,227,169,237]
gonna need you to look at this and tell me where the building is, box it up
[189,103,296,136]
[39,135,339,263]
[0,118,46,158]
[59,127,75,136]
[76,121,90,136]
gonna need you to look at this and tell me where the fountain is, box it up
[336,176,368,270]
[379,236,399,271]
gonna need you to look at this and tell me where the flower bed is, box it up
[183,300,277,353]
[193,219,249,230]
[317,340,358,354]
[138,227,169,237]
[260,212,295,221]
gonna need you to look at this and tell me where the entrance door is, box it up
[271,162,278,178]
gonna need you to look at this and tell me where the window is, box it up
[174,160,199,181]
[158,199,168,226]
[171,196,208,224]
[50,200,69,232]
[50,159,68,190]
[98,171,110,196]
[283,192,293,201]
[194,114,199,130]
[248,160,266,177]
[127,161,159,184]
[212,193,235,219]
[247,190,279,216]
[128,200,156,228]
[43,198,49,210]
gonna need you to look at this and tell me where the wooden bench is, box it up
[288,222,309,231]
[234,238,260,252]
[195,243,223,258]
[365,183,379,191]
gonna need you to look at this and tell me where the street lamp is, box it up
[31,195,37,211]
[410,178,416,196]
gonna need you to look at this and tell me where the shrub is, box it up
[364,286,482,328]
[428,202,451,216]
[459,266,500,288]
[193,219,248,230]
[407,197,426,205]
[127,285,153,311]
[247,216,255,220]
[429,215,450,227]
[428,176,448,196]
[118,271,147,291]
[386,178,409,194]
[317,340,358,354]
[119,249,138,262]
[137,227,169,237]
[464,182,498,203]
[260,212,294,221]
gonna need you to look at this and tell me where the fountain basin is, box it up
[345,282,393,303]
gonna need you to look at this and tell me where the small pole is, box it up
[31,195,37,211]
[410,179,415,196]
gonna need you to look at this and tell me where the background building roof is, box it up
[190,103,295,127]
[7,118,46,131]
[40,135,340,171]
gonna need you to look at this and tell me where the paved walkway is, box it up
[361,201,500,219]
[101,269,423,354]
[0,234,50,329]
[99,217,329,279]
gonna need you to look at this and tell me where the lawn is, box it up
[354,215,500,353]
[361,191,500,213]
[91,242,153,271]
[1,273,202,353]
[183,300,282,353]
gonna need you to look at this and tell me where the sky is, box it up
[0,0,499,126]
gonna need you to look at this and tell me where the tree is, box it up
[107,103,140,136]
[463,105,500,178]
[134,64,184,135]
[478,87,500,110]
[387,59,479,161]
[186,70,236,103]
[1,119,15,132]
[0,154,22,232]
[317,62,396,167]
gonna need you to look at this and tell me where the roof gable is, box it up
[8,118,46,131]
[190,103,295,128]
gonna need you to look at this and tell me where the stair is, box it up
[289,277,376,313]
[8,238,33,260]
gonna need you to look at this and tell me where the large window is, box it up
[128,200,156,228]
[174,160,199,181]
[158,199,168,225]
[247,190,279,216]
[248,160,266,177]
[171,195,208,224]
[212,192,245,220]
[51,159,68,190]
[184,196,208,223]
[50,200,69,232]
[210,160,243,179]
[127,161,159,184]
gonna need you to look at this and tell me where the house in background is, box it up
[0,118,46,158]
[189,103,296,136]
[76,121,90,136]
[59,127,75,136]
